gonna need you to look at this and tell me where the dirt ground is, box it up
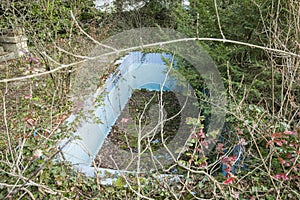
[93,90,182,170]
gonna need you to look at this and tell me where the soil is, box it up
[93,89,182,169]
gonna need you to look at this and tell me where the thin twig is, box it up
[6,139,71,198]
[110,155,154,200]
[1,37,299,84]
[214,0,226,39]
[2,83,15,166]
[70,10,118,52]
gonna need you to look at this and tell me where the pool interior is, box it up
[93,89,183,169]
[60,52,197,174]
[60,51,244,177]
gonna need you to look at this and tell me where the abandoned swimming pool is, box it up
[60,52,199,176]
[59,51,245,182]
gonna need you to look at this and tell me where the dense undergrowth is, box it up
[0,0,299,199]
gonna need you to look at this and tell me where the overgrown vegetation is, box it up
[0,0,299,199]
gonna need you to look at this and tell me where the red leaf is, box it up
[221,155,237,165]
[278,157,286,164]
[271,132,284,139]
[286,153,293,159]
[201,140,209,149]
[273,173,289,181]
[224,166,232,173]
[198,160,207,168]
[24,94,32,99]
[236,128,243,135]
[285,162,291,167]
[197,128,205,139]
[266,140,274,148]
[275,140,283,146]
[216,143,224,152]
[289,143,296,147]
[239,138,248,145]
[284,130,297,135]
[191,134,198,139]
[224,177,235,185]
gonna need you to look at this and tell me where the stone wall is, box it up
[0,29,28,62]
